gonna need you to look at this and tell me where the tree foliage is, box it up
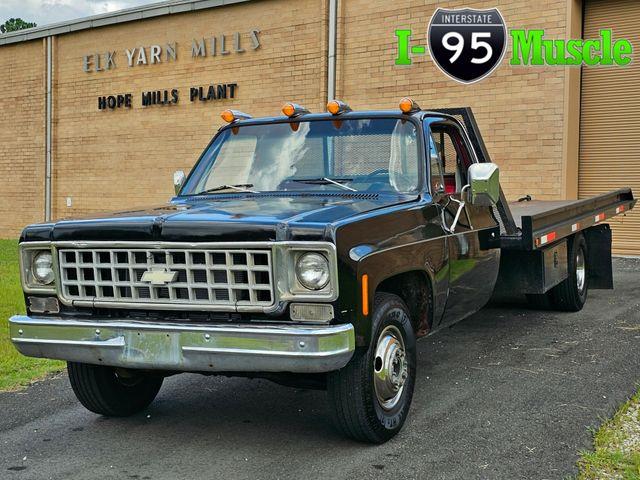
[0,18,37,34]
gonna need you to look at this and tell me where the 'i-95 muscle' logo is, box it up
[427,8,507,84]
[394,8,632,82]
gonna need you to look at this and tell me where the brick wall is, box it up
[0,40,45,238]
[336,0,568,201]
[50,0,327,223]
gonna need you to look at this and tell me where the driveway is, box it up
[1,258,639,480]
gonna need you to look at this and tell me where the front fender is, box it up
[353,238,448,346]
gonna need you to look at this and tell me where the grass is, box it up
[577,388,640,479]
[0,239,64,390]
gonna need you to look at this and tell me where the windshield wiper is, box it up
[292,177,357,192]
[194,184,258,195]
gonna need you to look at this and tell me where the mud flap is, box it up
[584,224,613,289]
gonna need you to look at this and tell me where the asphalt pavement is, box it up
[1,258,639,480]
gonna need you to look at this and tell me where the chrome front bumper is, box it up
[9,315,355,373]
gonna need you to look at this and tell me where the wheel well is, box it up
[376,270,432,337]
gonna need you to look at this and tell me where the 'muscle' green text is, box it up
[510,29,632,66]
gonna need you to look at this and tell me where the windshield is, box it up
[180,118,421,195]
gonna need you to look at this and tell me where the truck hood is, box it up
[22,193,417,243]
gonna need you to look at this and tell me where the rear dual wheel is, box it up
[551,233,588,311]
[526,233,588,312]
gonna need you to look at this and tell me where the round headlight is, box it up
[295,252,330,290]
[32,251,54,285]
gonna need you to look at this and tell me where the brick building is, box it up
[0,0,638,254]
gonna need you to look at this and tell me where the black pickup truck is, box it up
[10,100,635,443]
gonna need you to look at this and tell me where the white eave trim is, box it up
[0,0,257,46]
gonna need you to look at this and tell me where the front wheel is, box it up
[327,293,416,443]
[67,362,163,416]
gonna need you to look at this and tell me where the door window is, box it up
[431,125,470,194]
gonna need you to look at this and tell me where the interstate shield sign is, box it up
[428,8,507,84]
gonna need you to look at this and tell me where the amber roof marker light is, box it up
[327,100,352,115]
[399,97,421,114]
[220,109,253,123]
[282,103,310,118]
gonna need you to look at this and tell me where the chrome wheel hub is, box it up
[576,248,586,294]
[373,325,408,410]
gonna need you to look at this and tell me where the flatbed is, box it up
[506,188,635,250]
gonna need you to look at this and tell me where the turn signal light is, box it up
[220,109,252,123]
[399,97,421,114]
[327,100,352,115]
[361,274,369,316]
[282,103,310,118]
[290,303,334,323]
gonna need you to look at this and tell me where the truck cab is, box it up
[10,99,635,443]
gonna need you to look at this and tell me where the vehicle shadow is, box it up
[83,296,548,443]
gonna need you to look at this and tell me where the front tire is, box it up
[67,362,163,416]
[327,293,416,443]
[551,233,588,311]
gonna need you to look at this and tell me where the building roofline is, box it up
[0,0,256,46]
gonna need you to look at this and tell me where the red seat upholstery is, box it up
[443,175,456,194]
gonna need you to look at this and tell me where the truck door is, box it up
[427,120,500,326]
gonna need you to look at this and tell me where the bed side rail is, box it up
[521,188,635,250]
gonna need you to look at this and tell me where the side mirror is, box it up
[173,170,186,195]
[468,163,500,206]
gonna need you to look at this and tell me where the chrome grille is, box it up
[58,248,274,308]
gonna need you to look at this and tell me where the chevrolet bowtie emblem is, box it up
[140,268,178,285]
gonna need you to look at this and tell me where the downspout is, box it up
[45,36,53,222]
[327,0,337,101]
